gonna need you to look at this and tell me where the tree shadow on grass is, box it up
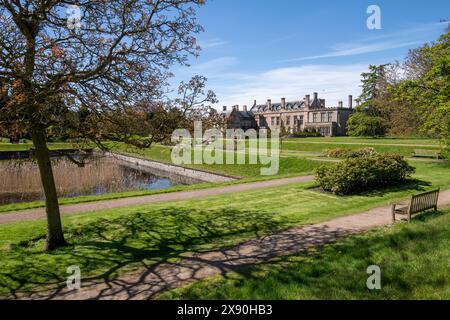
[353,179,433,198]
[312,179,433,198]
[169,209,449,300]
[0,207,284,299]
[0,204,362,300]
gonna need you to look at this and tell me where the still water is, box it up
[0,156,185,205]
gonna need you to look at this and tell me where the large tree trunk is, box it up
[31,129,67,251]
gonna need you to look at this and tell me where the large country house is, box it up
[221,92,355,136]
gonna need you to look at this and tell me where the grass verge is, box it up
[0,161,449,297]
[160,207,450,300]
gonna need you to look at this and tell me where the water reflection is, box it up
[0,156,184,205]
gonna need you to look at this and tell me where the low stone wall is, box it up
[104,152,236,184]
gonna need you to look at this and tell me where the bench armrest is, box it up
[391,201,408,206]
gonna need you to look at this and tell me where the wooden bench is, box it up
[391,189,440,223]
[411,149,441,159]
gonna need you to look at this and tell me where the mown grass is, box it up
[0,142,73,151]
[283,136,440,145]
[0,182,214,214]
[279,141,441,156]
[0,137,444,213]
[160,207,450,300]
[113,143,323,178]
[0,154,323,213]
[0,160,449,297]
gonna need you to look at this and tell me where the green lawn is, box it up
[279,141,441,157]
[160,207,450,300]
[113,143,323,178]
[283,136,440,145]
[0,149,324,213]
[0,142,73,151]
[0,160,449,297]
[0,136,446,213]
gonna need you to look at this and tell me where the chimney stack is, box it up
[281,98,286,109]
[253,99,257,106]
[348,95,353,109]
[223,106,227,112]
[267,99,272,110]
[338,101,343,108]
[243,105,247,112]
[313,92,318,100]
[305,95,310,108]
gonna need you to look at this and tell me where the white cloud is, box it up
[198,37,228,49]
[183,56,239,77]
[280,22,447,62]
[281,41,422,62]
[210,64,367,109]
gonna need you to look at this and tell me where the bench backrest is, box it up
[413,149,440,156]
[410,189,440,214]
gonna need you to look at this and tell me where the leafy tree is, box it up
[348,65,390,137]
[396,30,450,147]
[347,112,388,137]
[0,0,205,250]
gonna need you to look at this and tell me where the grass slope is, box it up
[160,208,450,300]
[0,160,449,296]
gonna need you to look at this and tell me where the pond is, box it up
[0,156,190,205]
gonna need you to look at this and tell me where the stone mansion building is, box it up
[222,92,355,136]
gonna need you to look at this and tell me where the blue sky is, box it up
[171,0,449,108]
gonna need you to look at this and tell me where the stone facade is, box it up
[250,93,354,136]
[221,105,258,131]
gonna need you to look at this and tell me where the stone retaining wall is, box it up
[104,152,236,184]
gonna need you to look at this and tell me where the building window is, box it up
[327,112,333,122]
[271,117,275,126]
[299,115,304,125]
[293,116,298,125]
[321,112,326,122]
[286,116,290,125]
[276,117,280,125]
[313,113,318,123]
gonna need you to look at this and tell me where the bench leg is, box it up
[391,205,395,224]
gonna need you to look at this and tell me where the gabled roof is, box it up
[250,100,305,113]
[310,98,326,109]
[232,110,255,120]
[221,109,255,120]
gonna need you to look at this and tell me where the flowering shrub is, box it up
[316,153,415,195]
[325,147,377,158]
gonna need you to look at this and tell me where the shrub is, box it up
[289,130,322,138]
[441,148,450,160]
[325,147,377,158]
[347,113,388,137]
[316,153,415,194]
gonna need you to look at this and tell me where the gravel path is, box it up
[14,188,450,300]
[0,175,314,224]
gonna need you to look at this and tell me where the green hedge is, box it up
[316,153,415,194]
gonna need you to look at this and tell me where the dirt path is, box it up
[15,189,450,300]
[0,175,314,224]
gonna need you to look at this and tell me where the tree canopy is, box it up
[0,0,207,250]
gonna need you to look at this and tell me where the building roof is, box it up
[251,100,305,113]
[221,108,255,120]
[232,110,255,120]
